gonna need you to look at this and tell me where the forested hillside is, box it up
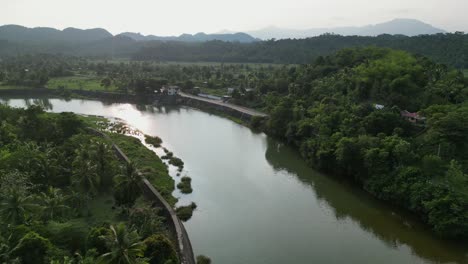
[133,33,468,68]
[0,30,466,68]
[249,47,468,239]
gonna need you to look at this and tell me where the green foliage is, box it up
[261,47,468,239]
[46,220,89,253]
[176,177,193,194]
[196,255,212,264]
[0,106,175,262]
[11,231,52,264]
[109,133,176,206]
[114,163,143,207]
[143,234,178,264]
[176,202,197,222]
[98,223,146,264]
[87,226,111,255]
[144,135,163,148]
[128,206,166,239]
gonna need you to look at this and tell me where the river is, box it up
[2,97,467,264]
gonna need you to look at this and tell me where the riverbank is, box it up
[2,87,464,243]
[2,97,466,263]
[86,121,196,264]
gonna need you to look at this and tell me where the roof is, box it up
[401,110,425,119]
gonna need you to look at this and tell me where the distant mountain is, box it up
[0,24,112,44]
[118,32,259,43]
[247,19,446,40]
[0,24,259,45]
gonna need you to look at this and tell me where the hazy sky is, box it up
[1,0,467,35]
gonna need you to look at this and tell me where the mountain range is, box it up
[0,25,259,44]
[0,19,447,47]
[118,32,259,43]
[244,19,446,40]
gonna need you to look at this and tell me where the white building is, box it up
[163,85,180,96]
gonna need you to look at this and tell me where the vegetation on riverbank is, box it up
[176,202,197,222]
[145,134,163,148]
[0,105,179,263]
[109,133,177,206]
[258,47,468,239]
[177,177,193,194]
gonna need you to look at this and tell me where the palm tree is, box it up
[72,146,100,215]
[0,234,20,264]
[98,224,146,264]
[39,187,69,222]
[0,188,39,225]
[114,163,142,207]
[65,187,85,215]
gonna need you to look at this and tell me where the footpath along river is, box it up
[2,97,468,264]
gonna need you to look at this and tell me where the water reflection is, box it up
[22,98,53,110]
[265,138,468,263]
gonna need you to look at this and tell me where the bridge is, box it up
[178,92,268,119]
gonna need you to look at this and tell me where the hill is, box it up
[247,19,446,39]
[118,32,259,43]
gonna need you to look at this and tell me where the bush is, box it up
[176,177,192,194]
[128,206,166,239]
[86,226,110,254]
[46,221,89,253]
[145,135,163,148]
[169,157,184,170]
[12,231,53,264]
[144,234,179,264]
[197,255,212,264]
[176,202,197,221]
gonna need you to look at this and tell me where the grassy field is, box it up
[108,133,177,206]
[463,69,468,77]
[199,87,226,96]
[47,76,119,92]
[0,83,34,90]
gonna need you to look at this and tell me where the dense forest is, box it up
[0,106,181,263]
[134,33,468,68]
[0,33,467,68]
[251,47,468,239]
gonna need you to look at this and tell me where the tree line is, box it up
[0,33,467,68]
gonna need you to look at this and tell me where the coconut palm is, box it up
[39,187,69,222]
[114,163,142,207]
[72,146,100,215]
[0,188,39,225]
[98,223,146,264]
[0,234,20,264]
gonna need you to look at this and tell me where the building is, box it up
[162,85,180,96]
[401,110,426,123]
[374,104,385,110]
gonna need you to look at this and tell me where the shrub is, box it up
[46,221,89,253]
[197,255,212,264]
[86,226,110,254]
[145,135,163,148]
[176,177,192,194]
[128,206,166,239]
[144,234,179,264]
[12,231,52,264]
[176,202,197,221]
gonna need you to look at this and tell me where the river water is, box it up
[2,97,467,264]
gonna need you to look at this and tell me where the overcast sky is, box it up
[1,0,467,35]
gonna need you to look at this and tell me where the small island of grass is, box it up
[177,176,193,194]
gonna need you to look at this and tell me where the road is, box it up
[178,92,268,118]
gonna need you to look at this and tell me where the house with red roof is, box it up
[401,110,426,123]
